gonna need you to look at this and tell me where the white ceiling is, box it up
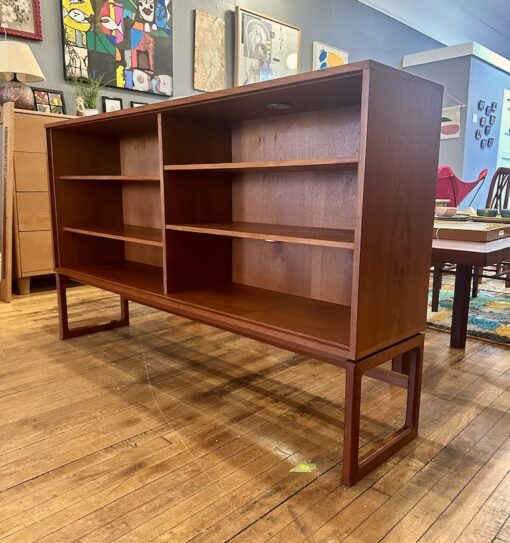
[357,0,510,58]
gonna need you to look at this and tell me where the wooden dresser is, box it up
[47,62,442,485]
[8,107,75,294]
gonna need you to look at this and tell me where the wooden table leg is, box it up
[451,264,473,349]
[431,264,442,312]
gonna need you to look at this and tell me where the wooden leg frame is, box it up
[342,334,423,486]
[56,274,130,340]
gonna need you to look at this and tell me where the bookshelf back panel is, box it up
[125,243,163,267]
[232,107,360,162]
[232,171,357,230]
[232,239,353,306]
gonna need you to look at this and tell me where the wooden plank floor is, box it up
[0,285,508,543]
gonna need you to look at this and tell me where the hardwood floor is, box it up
[0,285,508,543]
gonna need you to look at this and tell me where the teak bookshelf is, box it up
[47,61,442,485]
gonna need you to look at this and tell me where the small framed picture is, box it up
[102,96,123,113]
[475,129,482,140]
[481,139,487,149]
[489,115,496,125]
[0,0,42,41]
[131,101,148,108]
[478,100,485,111]
[485,125,491,136]
[485,105,492,115]
[32,88,66,114]
[491,102,498,111]
[480,117,487,127]
[488,138,494,148]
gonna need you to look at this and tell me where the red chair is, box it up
[436,166,488,207]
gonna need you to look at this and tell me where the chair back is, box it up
[485,168,510,212]
[436,166,487,206]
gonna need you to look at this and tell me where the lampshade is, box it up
[0,41,45,83]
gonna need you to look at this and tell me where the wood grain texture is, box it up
[18,231,53,274]
[63,225,163,247]
[164,157,359,172]
[16,193,51,231]
[166,222,355,249]
[352,66,443,359]
[14,152,48,191]
[0,287,508,542]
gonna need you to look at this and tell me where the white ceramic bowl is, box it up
[435,207,457,217]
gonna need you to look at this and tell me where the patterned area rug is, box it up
[427,278,510,345]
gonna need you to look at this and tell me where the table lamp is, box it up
[0,41,45,110]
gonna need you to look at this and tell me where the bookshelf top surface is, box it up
[46,61,441,132]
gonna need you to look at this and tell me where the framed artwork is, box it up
[32,88,66,114]
[485,105,492,115]
[193,10,226,92]
[61,0,173,96]
[0,0,42,40]
[488,138,494,148]
[440,106,461,140]
[489,115,496,125]
[102,96,122,112]
[480,117,487,127]
[235,7,301,86]
[130,101,147,107]
[485,125,491,136]
[478,100,485,111]
[481,139,487,149]
[312,42,348,70]
[475,129,482,140]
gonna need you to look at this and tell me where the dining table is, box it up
[431,235,510,348]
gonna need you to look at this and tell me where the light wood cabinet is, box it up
[2,108,75,295]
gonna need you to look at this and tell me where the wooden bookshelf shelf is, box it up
[166,222,355,249]
[164,157,358,173]
[169,283,351,346]
[58,261,164,295]
[47,61,443,486]
[63,224,163,246]
[60,175,160,182]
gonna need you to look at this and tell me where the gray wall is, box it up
[16,0,442,114]
[407,56,510,209]
[406,57,471,176]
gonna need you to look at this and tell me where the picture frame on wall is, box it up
[102,96,123,113]
[131,101,148,108]
[0,0,42,41]
[235,7,301,87]
[475,129,482,140]
[193,10,226,92]
[60,0,173,96]
[312,42,349,70]
[489,115,496,125]
[478,100,485,111]
[31,88,66,114]
[488,138,494,148]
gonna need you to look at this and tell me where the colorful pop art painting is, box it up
[312,42,348,70]
[61,0,173,96]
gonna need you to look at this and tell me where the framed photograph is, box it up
[480,117,487,127]
[130,101,147,108]
[0,0,42,40]
[485,125,491,136]
[488,138,494,148]
[481,139,487,149]
[102,96,123,113]
[194,10,226,92]
[61,0,173,96]
[485,105,492,115]
[478,100,485,111]
[312,42,348,70]
[32,88,66,114]
[475,129,482,140]
[491,102,498,111]
[489,115,496,125]
[235,7,301,86]
[441,106,461,140]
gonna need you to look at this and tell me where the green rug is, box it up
[427,279,510,345]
